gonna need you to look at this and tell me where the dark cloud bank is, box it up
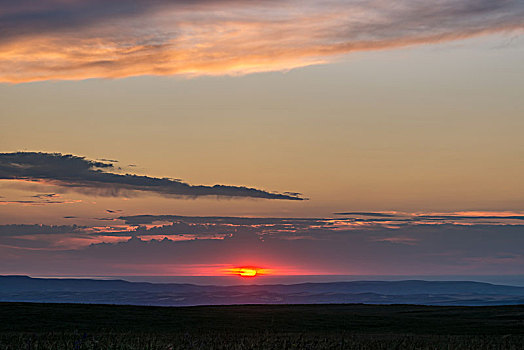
[0,152,304,200]
[0,214,522,275]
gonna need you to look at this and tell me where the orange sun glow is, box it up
[227,266,266,278]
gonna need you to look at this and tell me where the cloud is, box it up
[417,214,524,220]
[0,195,80,206]
[0,200,63,205]
[30,193,60,199]
[115,212,524,239]
[1,212,523,275]
[118,214,322,226]
[334,212,399,218]
[106,209,123,214]
[1,219,523,275]
[0,224,82,237]
[1,212,522,265]
[1,212,513,250]
[0,0,522,82]
[0,152,304,200]
[334,211,524,222]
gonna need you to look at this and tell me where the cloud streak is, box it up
[0,0,522,82]
[0,152,304,200]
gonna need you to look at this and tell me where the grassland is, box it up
[0,302,523,349]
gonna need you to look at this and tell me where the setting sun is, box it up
[227,267,265,278]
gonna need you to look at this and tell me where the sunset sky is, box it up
[0,0,523,278]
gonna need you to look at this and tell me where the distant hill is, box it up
[1,275,523,306]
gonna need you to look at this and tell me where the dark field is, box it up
[0,302,523,349]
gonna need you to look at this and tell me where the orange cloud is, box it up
[1,0,522,83]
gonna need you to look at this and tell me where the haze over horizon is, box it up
[17,274,524,288]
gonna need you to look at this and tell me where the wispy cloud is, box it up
[335,211,524,223]
[30,193,60,199]
[1,0,522,82]
[0,152,304,200]
[334,212,400,218]
[0,200,76,206]
[0,193,81,206]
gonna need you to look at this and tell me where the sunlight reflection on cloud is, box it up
[1,0,522,82]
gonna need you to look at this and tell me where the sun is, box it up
[227,266,265,278]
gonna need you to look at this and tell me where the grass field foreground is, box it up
[0,302,522,349]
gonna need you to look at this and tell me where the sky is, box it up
[0,0,523,278]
